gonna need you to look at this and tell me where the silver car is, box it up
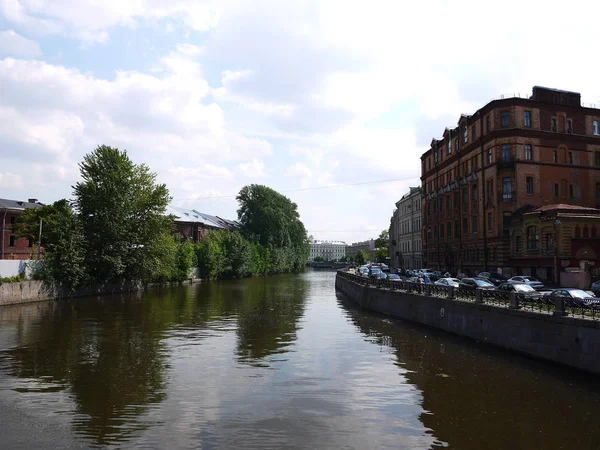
[434,278,460,287]
[507,276,544,291]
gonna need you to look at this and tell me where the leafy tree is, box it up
[313,256,325,262]
[354,249,369,266]
[375,230,389,250]
[236,184,308,250]
[375,247,388,263]
[15,199,85,289]
[173,239,196,281]
[73,145,173,284]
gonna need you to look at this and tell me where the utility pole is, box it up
[37,218,43,261]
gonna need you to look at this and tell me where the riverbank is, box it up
[336,270,600,375]
[0,278,201,306]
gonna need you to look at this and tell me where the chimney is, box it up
[28,198,38,204]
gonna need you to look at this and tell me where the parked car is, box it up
[420,269,436,278]
[545,288,600,307]
[380,263,390,272]
[507,276,544,291]
[387,273,402,281]
[435,278,460,287]
[496,282,541,299]
[477,272,507,286]
[459,278,495,290]
[456,272,467,280]
[369,268,382,279]
[408,276,431,284]
[376,271,387,279]
[591,280,600,297]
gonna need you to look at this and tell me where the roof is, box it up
[0,198,44,211]
[527,204,600,215]
[165,205,219,227]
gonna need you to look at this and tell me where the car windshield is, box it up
[449,278,459,283]
[474,279,494,287]
[388,274,400,279]
[523,277,538,282]
[371,268,381,273]
[514,284,535,292]
[570,290,593,299]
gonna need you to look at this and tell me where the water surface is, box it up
[0,270,598,449]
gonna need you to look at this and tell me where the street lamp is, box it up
[554,219,561,286]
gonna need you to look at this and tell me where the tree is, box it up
[236,184,308,250]
[375,247,388,263]
[354,249,369,266]
[15,200,85,289]
[313,256,325,262]
[73,145,173,284]
[375,230,389,250]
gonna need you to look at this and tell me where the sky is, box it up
[1,0,600,244]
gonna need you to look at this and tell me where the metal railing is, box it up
[337,270,598,321]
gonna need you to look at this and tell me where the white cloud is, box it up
[0,171,23,189]
[0,29,41,56]
[237,159,265,178]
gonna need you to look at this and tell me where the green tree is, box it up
[375,230,389,250]
[236,184,308,250]
[173,239,196,281]
[375,247,388,263]
[15,200,85,289]
[73,145,173,284]
[354,249,369,266]
[313,256,325,262]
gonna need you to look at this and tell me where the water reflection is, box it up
[0,275,309,447]
[339,293,600,450]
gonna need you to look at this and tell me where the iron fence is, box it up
[337,270,600,321]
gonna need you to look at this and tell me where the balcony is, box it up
[498,190,516,203]
[496,155,515,171]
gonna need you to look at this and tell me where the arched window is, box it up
[527,226,539,250]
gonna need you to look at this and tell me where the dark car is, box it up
[546,288,600,307]
[459,278,495,290]
[387,273,403,281]
[496,282,541,299]
[477,272,507,286]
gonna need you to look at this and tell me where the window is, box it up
[594,120,599,135]
[472,216,478,234]
[472,184,478,202]
[463,125,468,143]
[569,184,574,199]
[501,111,510,127]
[10,216,16,224]
[455,220,460,238]
[595,151,600,166]
[516,236,522,252]
[526,176,534,195]
[553,150,557,162]
[440,224,444,238]
[525,144,532,161]
[551,117,557,132]
[487,148,493,164]
[567,118,573,134]
[545,234,554,252]
[553,183,559,197]
[472,125,477,141]
[501,144,511,161]
[433,200,437,213]
[448,137,452,154]
[463,218,468,235]
[462,188,468,207]
[596,182,600,200]
[568,151,573,164]
[455,138,459,152]
[447,222,452,238]
[434,225,438,239]
[9,235,15,247]
[527,226,539,250]
[502,177,512,200]
[487,212,493,233]
[486,179,493,200]
[28,238,33,248]
[447,196,451,210]
[486,115,491,132]
[524,110,531,127]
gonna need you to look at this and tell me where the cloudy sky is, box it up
[1,1,600,243]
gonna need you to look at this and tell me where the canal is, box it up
[1,270,599,449]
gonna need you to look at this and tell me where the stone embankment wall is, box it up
[336,273,600,375]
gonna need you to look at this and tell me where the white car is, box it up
[434,278,460,287]
[507,276,544,291]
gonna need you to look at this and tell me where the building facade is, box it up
[345,240,375,262]
[510,204,600,284]
[420,86,600,277]
[389,187,422,270]
[308,239,346,261]
[1,198,43,260]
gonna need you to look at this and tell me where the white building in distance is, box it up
[308,239,347,261]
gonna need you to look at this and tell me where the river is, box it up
[0,270,599,449]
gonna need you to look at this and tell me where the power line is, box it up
[172,175,420,201]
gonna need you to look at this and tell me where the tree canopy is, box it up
[73,145,174,284]
[354,249,369,266]
[374,230,389,250]
[236,184,308,250]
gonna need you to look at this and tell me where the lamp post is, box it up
[554,218,561,286]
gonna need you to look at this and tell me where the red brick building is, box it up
[420,86,600,277]
[1,198,44,260]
